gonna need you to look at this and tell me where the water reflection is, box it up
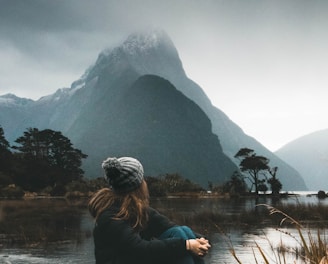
[208,226,328,264]
[0,195,327,263]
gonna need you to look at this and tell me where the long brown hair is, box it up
[88,180,150,229]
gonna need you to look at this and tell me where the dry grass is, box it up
[157,202,328,263]
[228,204,328,264]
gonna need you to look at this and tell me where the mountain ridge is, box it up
[275,128,328,191]
[0,29,307,190]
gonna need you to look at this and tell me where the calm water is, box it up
[0,192,327,264]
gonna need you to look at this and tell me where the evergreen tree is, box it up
[223,171,247,195]
[0,126,13,185]
[267,166,282,195]
[0,126,10,152]
[235,148,282,195]
[235,148,270,195]
[13,128,87,190]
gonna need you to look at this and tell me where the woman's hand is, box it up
[186,238,211,257]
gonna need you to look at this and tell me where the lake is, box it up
[0,192,327,264]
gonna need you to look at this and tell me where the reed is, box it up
[228,204,328,264]
[157,202,328,263]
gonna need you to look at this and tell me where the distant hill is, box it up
[0,29,307,190]
[275,129,328,191]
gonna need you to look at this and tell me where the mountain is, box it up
[275,129,328,191]
[0,74,237,187]
[0,94,35,142]
[68,74,237,185]
[0,29,307,190]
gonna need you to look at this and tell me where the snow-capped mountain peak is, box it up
[81,29,183,86]
[122,29,173,55]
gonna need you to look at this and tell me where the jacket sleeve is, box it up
[95,210,187,262]
[141,207,177,239]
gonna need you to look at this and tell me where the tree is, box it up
[13,128,87,190]
[267,166,282,195]
[160,173,203,193]
[234,148,270,195]
[145,176,167,197]
[0,126,10,152]
[0,126,13,183]
[222,171,247,195]
[258,180,268,193]
[145,174,203,196]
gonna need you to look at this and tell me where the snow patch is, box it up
[121,29,168,55]
[123,34,160,54]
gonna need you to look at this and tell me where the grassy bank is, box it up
[0,198,90,246]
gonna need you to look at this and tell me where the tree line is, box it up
[0,126,89,196]
[0,126,282,198]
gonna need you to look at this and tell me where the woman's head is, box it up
[102,157,144,193]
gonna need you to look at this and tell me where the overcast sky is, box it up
[1,0,328,152]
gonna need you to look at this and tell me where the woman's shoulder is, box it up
[147,207,157,215]
[147,207,171,220]
[97,206,120,224]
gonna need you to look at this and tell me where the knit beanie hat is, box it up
[102,157,144,193]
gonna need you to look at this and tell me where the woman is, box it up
[88,156,211,264]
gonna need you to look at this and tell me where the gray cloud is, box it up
[1,0,328,149]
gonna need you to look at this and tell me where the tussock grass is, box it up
[228,204,328,264]
[157,202,328,263]
[161,202,328,232]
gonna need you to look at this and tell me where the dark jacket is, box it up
[93,206,187,264]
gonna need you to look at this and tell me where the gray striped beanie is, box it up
[102,157,144,193]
